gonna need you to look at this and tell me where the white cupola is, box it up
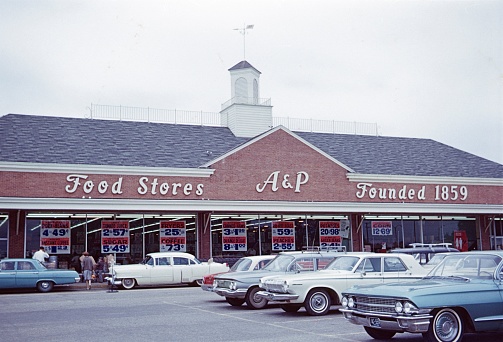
[220,60,272,137]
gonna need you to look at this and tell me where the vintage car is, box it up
[111,252,229,289]
[212,248,343,309]
[390,243,459,265]
[257,252,428,316]
[201,255,274,291]
[0,258,80,292]
[340,251,503,342]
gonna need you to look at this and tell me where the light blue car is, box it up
[0,258,80,292]
[340,251,503,342]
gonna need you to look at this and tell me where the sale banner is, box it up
[371,221,393,236]
[40,220,71,254]
[319,221,343,248]
[160,221,186,252]
[222,221,247,252]
[101,220,130,254]
[272,221,295,251]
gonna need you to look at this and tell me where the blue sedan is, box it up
[340,251,503,342]
[0,258,80,292]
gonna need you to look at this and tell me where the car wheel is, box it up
[225,297,245,306]
[364,327,397,340]
[245,286,268,309]
[121,278,136,290]
[304,289,331,316]
[280,304,301,313]
[37,281,54,293]
[423,308,463,342]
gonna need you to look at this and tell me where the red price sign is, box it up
[101,221,130,253]
[40,220,71,254]
[160,221,186,252]
[222,221,247,252]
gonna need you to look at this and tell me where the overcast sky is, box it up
[1,0,502,164]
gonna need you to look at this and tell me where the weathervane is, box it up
[233,24,254,60]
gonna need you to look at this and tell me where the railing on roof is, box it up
[88,103,379,136]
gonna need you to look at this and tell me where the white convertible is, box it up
[111,252,229,289]
[257,252,428,315]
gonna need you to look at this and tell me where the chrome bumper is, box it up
[339,308,432,333]
[256,290,299,302]
[214,288,248,298]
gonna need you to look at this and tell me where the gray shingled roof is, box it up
[0,114,502,178]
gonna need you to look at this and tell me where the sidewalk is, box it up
[68,281,115,291]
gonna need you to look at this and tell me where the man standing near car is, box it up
[81,251,96,290]
[32,246,49,263]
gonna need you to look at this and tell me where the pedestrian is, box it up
[81,251,96,290]
[95,257,106,283]
[32,246,49,263]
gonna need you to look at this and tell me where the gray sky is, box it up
[1,0,502,164]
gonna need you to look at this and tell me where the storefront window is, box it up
[25,212,197,268]
[209,214,351,259]
[0,214,8,259]
[362,216,477,252]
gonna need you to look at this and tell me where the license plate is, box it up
[369,317,381,328]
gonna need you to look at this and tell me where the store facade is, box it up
[1,60,502,267]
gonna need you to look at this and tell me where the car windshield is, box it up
[262,255,296,272]
[425,254,447,267]
[325,256,360,271]
[231,258,252,271]
[427,254,502,280]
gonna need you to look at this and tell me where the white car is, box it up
[111,252,229,289]
[201,255,275,292]
[257,253,428,315]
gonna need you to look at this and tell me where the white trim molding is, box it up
[0,161,214,177]
[347,173,503,186]
[1,197,501,215]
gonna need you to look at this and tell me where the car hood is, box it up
[262,269,354,282]
[215,269,288,282]
[344,277,496,306]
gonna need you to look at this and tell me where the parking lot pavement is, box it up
[1,286,502,342]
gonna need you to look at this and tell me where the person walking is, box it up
[32,246,49,264]
[81,251,96,290]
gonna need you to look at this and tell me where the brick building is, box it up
[0,60,502,266]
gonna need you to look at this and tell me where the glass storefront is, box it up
[489,216,503,250]
[0,213,8,260]
[361,216,477,252]
[18,212,481,268]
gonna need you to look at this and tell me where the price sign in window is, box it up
[160,221,186,252]
[272,221,295,251]
[40,220,71,254]
[101,220,130,254]
[319,221,343,248]
[371,221,393,236]
[222,221,247,252]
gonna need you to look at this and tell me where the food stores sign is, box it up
[63,172,469,202]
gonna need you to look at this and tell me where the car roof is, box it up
[146,252,195,257]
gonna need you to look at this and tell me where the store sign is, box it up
[256,171,309,193]
[222,221,247,252]
[355,183,469,201]
[101,220,130,253]
[160,221,186,252]
[40,220,71,254]
[65,174,204,196]
[371,221,393,236]
[272,221,295,251]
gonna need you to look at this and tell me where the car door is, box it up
[355,257,384,285]
[173,256,195,283]
[15,260,39,288]
[382,256,414,283]
[0,261,17,288]
[148,256,174,285]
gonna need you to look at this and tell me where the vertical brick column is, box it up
[8,210,26,258]
[350,214,363,252]
[197,212,212,260]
